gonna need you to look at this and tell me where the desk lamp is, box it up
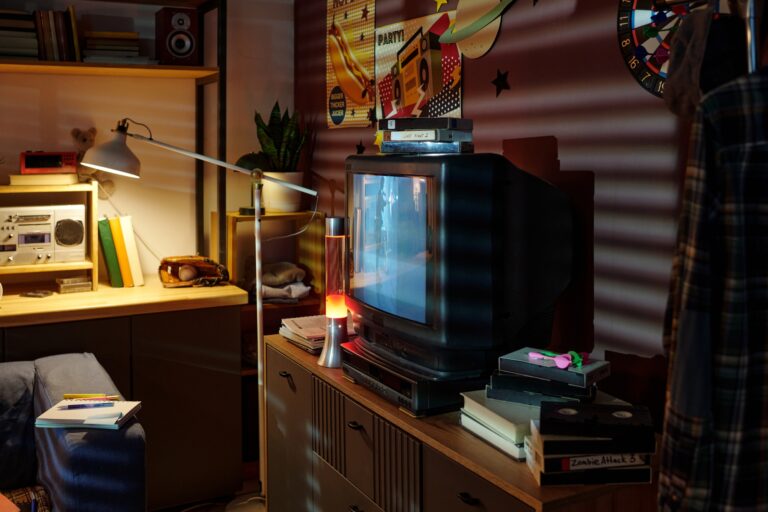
[81,117,318,497]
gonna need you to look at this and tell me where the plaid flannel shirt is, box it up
[661,67,768,511]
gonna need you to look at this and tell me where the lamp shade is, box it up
[81,131,141,179]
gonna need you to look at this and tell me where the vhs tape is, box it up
[378,117,473,131]
[539,401,654,439]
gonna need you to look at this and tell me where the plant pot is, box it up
[262,171,304,212]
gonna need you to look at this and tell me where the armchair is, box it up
[0,353,145,512]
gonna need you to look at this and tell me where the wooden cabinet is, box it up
[0,181,99,290]
[133,307,242,510]
[266,346,314,512]
[265,335,658,512]
[0,282,247,511]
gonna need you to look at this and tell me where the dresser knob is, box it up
[347,421,364,431]
[457,492,480,506]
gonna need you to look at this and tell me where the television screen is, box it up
[349,173,430,324]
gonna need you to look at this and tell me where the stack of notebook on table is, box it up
[524,401,655,485]
[36,398,141,430]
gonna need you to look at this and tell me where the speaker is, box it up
[155,7,200,66]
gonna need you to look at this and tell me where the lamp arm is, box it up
[126,131,318,197]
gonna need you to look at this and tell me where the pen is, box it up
[62,402,115,410]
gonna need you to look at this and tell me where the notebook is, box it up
[35,400,141,430]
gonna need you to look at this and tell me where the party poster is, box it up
[374,11,461,120]
[326,0,376,128]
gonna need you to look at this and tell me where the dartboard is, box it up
[617,0,691,97]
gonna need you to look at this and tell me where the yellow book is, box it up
[108,216,134,287]
[119,215,144,286]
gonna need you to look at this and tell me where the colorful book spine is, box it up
[108,216,134,287]
[67,5,80,62]
[97,218,123,288]
[119,215,144,287]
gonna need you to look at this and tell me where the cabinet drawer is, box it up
[315,454,383,512]
[345,397,375,498]
[423,445,533,512]
[267,347,314,512]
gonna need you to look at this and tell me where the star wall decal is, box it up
[344,10,348,19]
[492,69,510,97]
[367,107,376,127]
[361,4,369,20]
[360,32,365,41]
[356,140,366,154]
[435,0,448,12]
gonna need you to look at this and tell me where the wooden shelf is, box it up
[0,260,93,276]
[0,183,95,194]
[0,60,218,80]
[0,181,99,290]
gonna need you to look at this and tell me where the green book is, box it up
[98,218,123,288]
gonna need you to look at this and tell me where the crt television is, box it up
[344,153,574,382]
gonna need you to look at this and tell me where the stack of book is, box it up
[83,31,152,65]
[279,315,326,353]
[0,10,38,60]
[34,6,80,62]
[377,118,474,154]
[98,216,144,288]
[459,388,539,460]
[524,401,656,485]
[278,315,355,354]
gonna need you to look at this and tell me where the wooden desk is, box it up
[1,280,248,511]
[265,335,657,512]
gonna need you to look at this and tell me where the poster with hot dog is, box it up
[326,0,375,128]
[375,11,462,121]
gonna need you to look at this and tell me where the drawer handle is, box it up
[457,492,481,506]
[278,370,291,378]
[347,421,364,431]
[349,506,361,512]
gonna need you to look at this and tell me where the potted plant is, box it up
[236,101,311,212]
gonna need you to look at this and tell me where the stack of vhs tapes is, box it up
[525,401,655,486]
[492,346,611,406]
[377,117,473,154]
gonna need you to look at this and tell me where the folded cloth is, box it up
[262,262,306,287]
[262,281,312,300]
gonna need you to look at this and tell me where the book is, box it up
[380,140,474,154]
[489,371,597,400]
[98,218,123,288]
[378,117,473,131]
[523,436,651,472]
[35,399,141,430]
[9,173,78,185]
[108,216,134,287]
[530,419,656,455]
[119,215,144,286]
[0,29,37,38]
[84,30,139,39]
[47,11,58,61]
[278,325,323,354]
[460,411,526,460]
[539,401,654,439]
[498,347,610,388]
[67,5,80,62]
[281,314,328,340]
[0,19,35,30]
[0,47,37,57]
[524,442,652,486]
[460,389,539,443]
[485,385,580,407]
[0,36,38,48]
[381,129,473,143]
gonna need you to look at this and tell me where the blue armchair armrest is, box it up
[33,353,145,512]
